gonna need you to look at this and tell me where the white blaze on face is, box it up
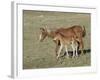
[39,34,42,41]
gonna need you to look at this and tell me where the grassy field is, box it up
[23,10,91,69]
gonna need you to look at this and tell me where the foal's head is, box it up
[39,27,49,42]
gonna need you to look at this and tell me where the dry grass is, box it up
[23,10,91,69]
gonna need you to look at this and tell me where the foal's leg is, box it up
[57,44,63,60]
[71,42,75,57]
[65,45,69,58]
[55,44,60,56]
[55,40,60,56]
[75,42,78,57]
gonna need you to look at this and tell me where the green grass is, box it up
[23,10,91,69]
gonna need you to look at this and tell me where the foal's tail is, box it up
[82,26,86,37]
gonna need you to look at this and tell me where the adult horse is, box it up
[39,25,86,59]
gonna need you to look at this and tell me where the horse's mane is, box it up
[55,30,67,38]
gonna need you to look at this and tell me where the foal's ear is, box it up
[40,28,45,31]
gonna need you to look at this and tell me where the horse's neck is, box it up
[47,31,56,38]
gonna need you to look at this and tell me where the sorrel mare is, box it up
[39,25,86,59]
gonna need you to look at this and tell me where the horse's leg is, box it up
[71,41,75,58]
[65,45,69,58]
[57,44,63,60]
[75,42,78,57]
[55,44,60,56]
[55,40,60,56]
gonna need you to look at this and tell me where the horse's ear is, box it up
[40,28,45,31]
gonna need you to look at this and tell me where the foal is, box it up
[53,32,78,59]
[56,25,86,55]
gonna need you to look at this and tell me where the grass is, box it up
[23,10,91,69]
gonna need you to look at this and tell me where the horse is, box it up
[39,25,86,59]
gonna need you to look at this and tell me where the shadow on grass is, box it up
[61,49,91,57]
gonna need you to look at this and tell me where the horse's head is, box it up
[39,27,49,42]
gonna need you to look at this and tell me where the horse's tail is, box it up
[82,25,86,37]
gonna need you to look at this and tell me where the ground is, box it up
[23,10,91,69]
